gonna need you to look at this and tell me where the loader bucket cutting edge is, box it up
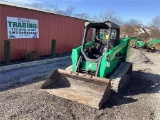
[41,69,111,109]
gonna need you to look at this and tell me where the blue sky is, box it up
[4,0,160,24]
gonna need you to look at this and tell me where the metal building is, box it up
[0,1,85,62]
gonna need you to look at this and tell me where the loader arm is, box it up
[147,39,160,47]
[105,40,128,61]
[98,37,136,78]
[106,37,140,62]
[99,41,127,78]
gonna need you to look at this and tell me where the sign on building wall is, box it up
[7,17,39,39]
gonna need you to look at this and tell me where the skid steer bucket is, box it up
[41,69,111,109]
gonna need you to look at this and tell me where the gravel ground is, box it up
[0,48,160,120]
[0,57,71,91]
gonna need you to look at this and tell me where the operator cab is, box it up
[81,21,120,62]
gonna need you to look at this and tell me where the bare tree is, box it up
[64,5,75,16]
[99,9,116,21]
[25,2,75,16]
[129,19,142,28]
[73,13,90,20]
[112,16,124,27]
[56,10,66,15]
[149,16,160,39]
[27,3,44,9]
[151,16,160,29]
[121,19,142,37]
[26,2,59,13]
[98,9,124,26]
[56,5,75,16]
[90,15,100,22]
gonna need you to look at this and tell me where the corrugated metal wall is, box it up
[0,4,85,62]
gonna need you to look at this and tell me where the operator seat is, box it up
[105,39,119,51]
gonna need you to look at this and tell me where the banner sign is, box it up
[7,17,39,39]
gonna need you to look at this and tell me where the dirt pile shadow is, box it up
[123,71,160,95]
[103,71,160,108]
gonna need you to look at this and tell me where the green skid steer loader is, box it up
[132,38,160,52]
[41,21,134,109]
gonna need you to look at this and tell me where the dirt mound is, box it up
[152,42,160,50]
